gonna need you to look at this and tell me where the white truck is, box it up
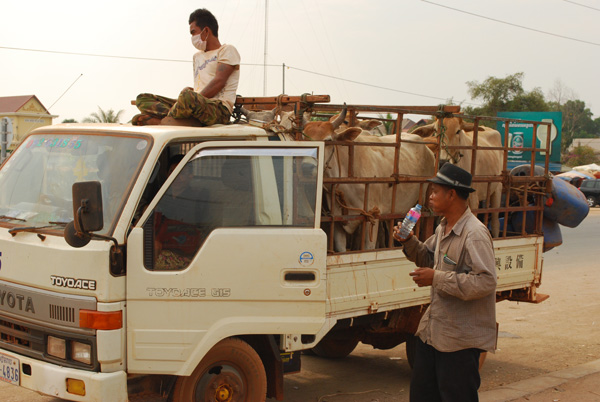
[0,97,553,401]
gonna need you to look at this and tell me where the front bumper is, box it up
[1,349,127,402]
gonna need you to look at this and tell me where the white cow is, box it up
[412,117,503,237]
[303,118,435,252]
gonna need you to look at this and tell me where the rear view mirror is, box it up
[73,181,104,232]
[64,181,104,248]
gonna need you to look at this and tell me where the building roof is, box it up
[0,95,49,114]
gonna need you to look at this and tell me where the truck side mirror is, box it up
[64,181,104,248]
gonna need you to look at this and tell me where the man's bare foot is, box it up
[160,116,203,127]
[132,114,162,126]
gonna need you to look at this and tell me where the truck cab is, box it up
[0,122,325,401]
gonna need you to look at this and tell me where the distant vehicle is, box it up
[579,179,600,207]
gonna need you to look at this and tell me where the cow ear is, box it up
[460,121,485,132]
[359,120,383,130]
[333,127,362,141]
[412,125,436,138]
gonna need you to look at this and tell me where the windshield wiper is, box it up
[8,221,70,236]
[0,215,26,222]
[48,221,70,226]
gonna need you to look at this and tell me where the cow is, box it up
[412,117,503,237]
[303,115,436,252]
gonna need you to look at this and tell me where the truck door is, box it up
[125,142,326,374]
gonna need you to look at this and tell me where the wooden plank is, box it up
[235,95,330,105]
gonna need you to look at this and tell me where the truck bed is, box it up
[325,236,543,320]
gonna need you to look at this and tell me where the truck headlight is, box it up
[47,336,66,359]
[72,341,92,365]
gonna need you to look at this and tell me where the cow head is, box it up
[240,106,278,123]
[411,117,485,163]
[279,110,310,131]
[302,105,354,141]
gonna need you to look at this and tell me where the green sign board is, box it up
[496,112,562,165]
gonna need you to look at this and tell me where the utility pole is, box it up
[263,0,268,96]
[1,118,8,163]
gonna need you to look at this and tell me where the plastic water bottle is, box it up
[398,204,422,240]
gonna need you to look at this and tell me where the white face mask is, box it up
[191,30,207,51]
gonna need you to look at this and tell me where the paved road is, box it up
[2,208,598,402]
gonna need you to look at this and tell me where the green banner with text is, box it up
[496,112,562,165]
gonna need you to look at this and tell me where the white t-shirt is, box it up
[193,44,241,113]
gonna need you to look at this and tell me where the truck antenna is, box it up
[48,73,84,110]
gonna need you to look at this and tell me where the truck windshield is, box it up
[0,134,150,235]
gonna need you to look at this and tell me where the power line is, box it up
[562,0,600,12]
[286,65,479,106]
[421,0,600,47]
[0,45,477,106]
[0,46,190,63]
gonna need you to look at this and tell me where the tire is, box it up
[311,335,360,359]
[586,196,596,208]
[171,338,267,402]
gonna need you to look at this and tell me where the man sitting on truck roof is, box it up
[132,8,240,127]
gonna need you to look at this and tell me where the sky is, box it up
[1,0,599,124]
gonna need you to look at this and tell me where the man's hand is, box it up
[409,267,434,287]
[392,225,412,242]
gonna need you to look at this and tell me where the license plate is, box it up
[0,352,20,385]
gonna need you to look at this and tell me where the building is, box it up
[570,138,600,154]
[0,95,57,150]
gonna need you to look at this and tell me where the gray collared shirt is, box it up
[403,207,497,352]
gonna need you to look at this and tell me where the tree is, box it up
[83,107,124,123]
[563,145,599,167]
[547,78,576,106]
[553,100,595,152]
[463,72,550,118]
[61,118,77,123]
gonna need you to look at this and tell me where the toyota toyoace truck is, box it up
[0,99,555,401]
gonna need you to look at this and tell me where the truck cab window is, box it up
[145,147,319,271]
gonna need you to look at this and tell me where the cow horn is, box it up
[330,103,347,129]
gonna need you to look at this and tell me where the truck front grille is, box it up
[49,304,76,323]
[0,314,98,371]
[0,319,31,347]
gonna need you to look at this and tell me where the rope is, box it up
[334,189,381,242]
[436,118,462,164]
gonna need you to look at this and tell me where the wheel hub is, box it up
[203,371,244,402]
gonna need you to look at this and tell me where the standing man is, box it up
[394,163,497,402]
[133,8,240,127]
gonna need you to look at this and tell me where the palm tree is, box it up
[83,107,124,123]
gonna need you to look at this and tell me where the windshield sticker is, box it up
[136,140,147,150]
[26,138,83,150]
[299,251,314,266]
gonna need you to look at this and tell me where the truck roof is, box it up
[30,122,274,141]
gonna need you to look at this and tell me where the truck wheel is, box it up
[311,336,359,359]
[587,196,596,207]
[171,338,267,402]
